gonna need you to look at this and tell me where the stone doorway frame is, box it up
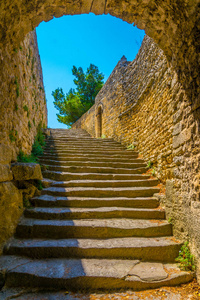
[96,105,103,138]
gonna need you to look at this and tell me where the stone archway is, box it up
[0,0,199,103]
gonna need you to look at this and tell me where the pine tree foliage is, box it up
[52,64,104,126]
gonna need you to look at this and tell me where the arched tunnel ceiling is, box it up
[0,0,199,102]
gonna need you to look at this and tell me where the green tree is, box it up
[52,64,104,126]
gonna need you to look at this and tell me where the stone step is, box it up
[24,207,165,220]
[5,237,180,262]
[45,141,124,146]
[45,146,126,152]
[40,160,146,169]
[51,179,159,188]
[41,152,139,159]
[42,171,151,181]
[43,150,138,156]
[45,144,124,148]
[47,135,110,138]
[45,137,116,141]
[32,195,160,208]
[43,165,147,174]
[49,130,89,135]
[47,137,113,141]
[16,218,172,239]
[45,144,124,149]
[49,137,92,140]
[41,186,160,198]
[0,256,193,290]
[40,156,140,163]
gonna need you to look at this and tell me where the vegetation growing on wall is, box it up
[52,64,104,126]
[9,130,18,142]
[175,242,196,271]
[17,123,46,163]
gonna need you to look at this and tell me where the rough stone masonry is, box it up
[0,30,47,255]
[72,35,200,281]
[0,0,199,284]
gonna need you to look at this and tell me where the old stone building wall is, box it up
[72,36,200,279]
[0,30,47,254]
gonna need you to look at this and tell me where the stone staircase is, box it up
[0,129,193,293]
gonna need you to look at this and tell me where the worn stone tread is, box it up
[0,256,193,290]
[42,154,139,160]
[40,160,146,168]
[41,186,160,198]
[24,206,165,220]
[43,150,138,156]
[5,237,181,261]
[40,156,141,163]
[43,165,147,174]
[42,171,150,181]
[41,161,147,169]
[32,195,160,208]
[17,217,170,229]
[16,218,172,238]
[51,179,159,188]
[45,145,125,150]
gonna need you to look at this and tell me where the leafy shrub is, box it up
[32,140,43,157]
[127,144,135,150]
[35,180,43,190]
[17,149,37,163]
[17,125,46,163]
[175,241,195,271]
[36,126,46,147]
[168,217,173,224]
[146,160,153,169]
[151,167,156,176]
[23,105,29,112]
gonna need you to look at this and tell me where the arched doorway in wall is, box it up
[96,105,103,138]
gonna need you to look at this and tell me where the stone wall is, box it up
[0,30,47,254]
[72,36,200,280]
[0,29,47,158]
[73,36,176,182]
[72,105,96,137]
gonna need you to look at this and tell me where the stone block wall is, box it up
[72,35,200,280]
[73,36,176,182]
[73,104,96,137]
[0,30,47,254]
[0,29,47,159]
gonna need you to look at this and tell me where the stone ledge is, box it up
[0,181,23,255]
[11,163,43,181]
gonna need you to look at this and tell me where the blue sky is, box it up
[36,13,145,129]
